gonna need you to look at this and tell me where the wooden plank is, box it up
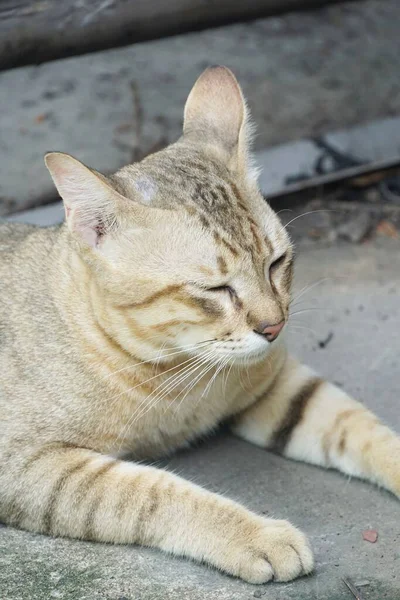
[0,0,359,71]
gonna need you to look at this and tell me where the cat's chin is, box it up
[219,345,272,367]
[233,348,271,366]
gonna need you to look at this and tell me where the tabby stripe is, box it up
[250,223,262,254]
[125,284,183,309]
[43,457,92,534]
[20,442,78,475]
[181,160,208,173]
[217,255,228,275]
[7,444,78,528]
[82,460,117,540]
[150,318,199,332]
[95,318,130,356]
[220,237,239,257]
[190,295,224,318]
[115,473,163,542]
[263,236,273,254]
[270,378,323,454]
[199,214,210,229]
[229,182,244,205]
[135,480,162,541]
[216,184,230,204]
[115,472,145,521]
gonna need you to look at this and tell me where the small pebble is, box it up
[365,188,380,203]
[362,529,378,543]
[337,212,372,243]
[253,591,266,598]
[354,580,370,587]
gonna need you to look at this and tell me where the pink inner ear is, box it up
[78,225,98,248]
[67,207,100,248]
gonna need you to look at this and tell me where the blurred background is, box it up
[1,0,400,243]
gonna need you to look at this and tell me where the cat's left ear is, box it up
[183,66,254,178]
[45,152,143,248]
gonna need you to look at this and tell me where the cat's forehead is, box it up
[115,148,230,207]
[114,148,289,256]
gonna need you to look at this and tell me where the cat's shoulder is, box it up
[0,220,37,244]
[0,221,61,252]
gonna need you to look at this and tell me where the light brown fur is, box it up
[1,67,399,585]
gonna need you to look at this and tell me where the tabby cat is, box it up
[1,67,399,585]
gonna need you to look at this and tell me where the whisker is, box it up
[103,340,215,379]
[279,209,336,234]
[171,341,228,410]
[290,307,333,317]
[223,358,235,397]
[137,353,217,424]
[291,277,332,304]
[114,353,212,450]
[237,362,251,394]
[131,344,221,422]
[191,357,229,412]
[244,354,252,387]
[108,346,215,421]
[275,208,294,217]
[172,358,218,416]
[203,358,226,399]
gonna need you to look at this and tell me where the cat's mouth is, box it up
[208,332,273,365]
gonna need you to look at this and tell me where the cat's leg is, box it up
[232,356,400,498]
[1,442,313,583]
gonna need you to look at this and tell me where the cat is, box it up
[0,66,399,585]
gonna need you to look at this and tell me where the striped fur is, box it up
[1,67,399,585]
[233,358,400,497]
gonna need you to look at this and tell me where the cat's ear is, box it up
[45,152,131,248]
[183,66,253,174]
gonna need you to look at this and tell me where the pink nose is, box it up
[258,320,285,342]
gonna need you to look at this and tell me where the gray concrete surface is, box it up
[1,206,400,599]
[5,113,400,217]
[257,116,400,197]
[1,0,400,214]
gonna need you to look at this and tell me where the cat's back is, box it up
[0,221,60,278]
[0,221,37,253]
[0,221,62,338]
[0,221,67,423]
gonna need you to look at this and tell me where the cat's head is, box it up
[45,66,293,365]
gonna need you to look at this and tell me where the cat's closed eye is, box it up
[206,285,236,298]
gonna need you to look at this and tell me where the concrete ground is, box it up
[1,0,400,215]
[1,206,400,599]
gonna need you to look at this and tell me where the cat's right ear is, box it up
[183,66,252,175]
[45,152,134,248]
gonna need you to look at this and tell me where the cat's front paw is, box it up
[221,517,314,584]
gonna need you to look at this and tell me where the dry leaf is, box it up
[376,220,398,239]
[35,113,47,124]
